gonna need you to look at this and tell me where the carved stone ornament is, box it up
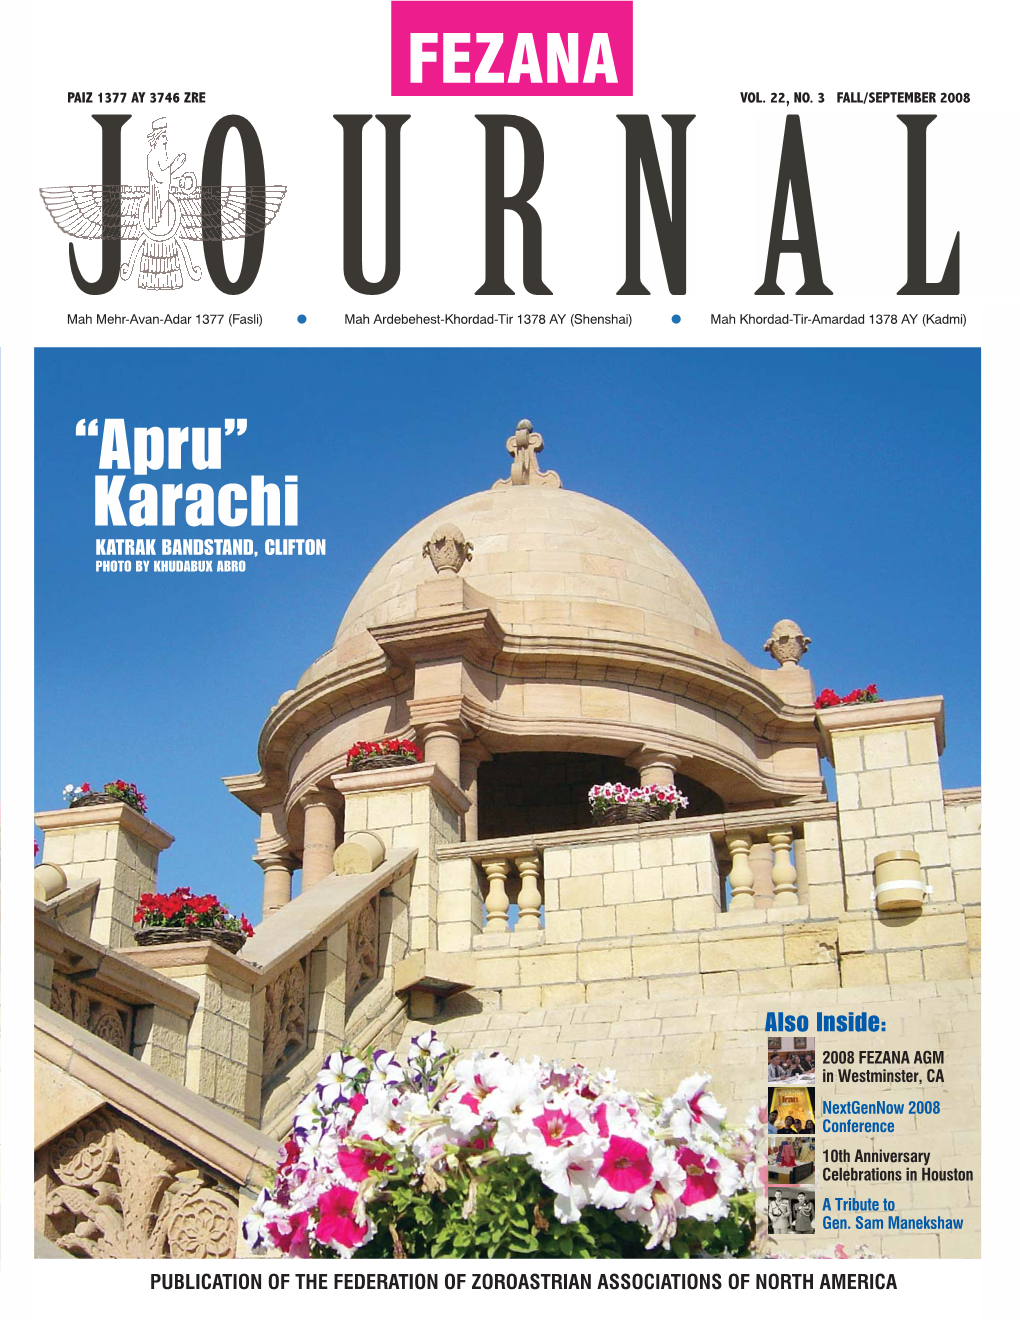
[347,895,380,1002]
[492,418,562,489]
[422,523,473,576]
[262,958,309,1080]
[763,619,812,668]
[41,1108,238,1258]
[51,973,132,1053]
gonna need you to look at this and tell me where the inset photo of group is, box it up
[768,1086,815,1135]
[767,1036,815,1083]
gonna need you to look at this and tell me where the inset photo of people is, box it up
[767,1037,815,1083]
[767,1187,816,1236]
[767,1135,815,1184]
[767,1086,815,1134]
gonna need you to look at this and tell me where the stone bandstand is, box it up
[34,421,980,1259]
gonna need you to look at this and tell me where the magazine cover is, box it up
[5,0,1006,1309]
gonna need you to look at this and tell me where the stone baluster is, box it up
[768,828,799,905]
[256,851,294,919]
[480,859,511,932]
[301,791,338,891]
[726,832,755,910]
[514,853,543,930]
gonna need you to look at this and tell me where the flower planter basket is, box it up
[134,925,247,954]
[350,753,420,771]
[595,801,673,827]
[69,792,122,809]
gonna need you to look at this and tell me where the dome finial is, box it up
[764,619,811,667]
[492,418,562,490]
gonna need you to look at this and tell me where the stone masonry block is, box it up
[862,729,908,770]
[837,808,876,840]
[662,864,699,899]
[633,868,664,902]
[858,769,893,808]
[835,773,860,810]
[738,967,792,994]
[543,909,582,943]
[611,841,641,871]
[520,953,577,986]
[808,884,845,920]
[581,906,617,940]
[890,763,944,804]
[840,953,888,987]
[671,833,715,864]
[791,963,839,990]
[700,934,784,973]
[873,911,967,951]
[602,871,634,904]
[949,834,981,872]
[906,724,939,765]
[568,842,615,875]
[921,945,972,980]
[673,895,719,930]
[617,900,674,936]
[830,732,863,772]
[784,926,838,965]
[875,802,932,835]
[559,873,603,909]
[631,943,699,978]
[885,950,923,983]
[639,836,673,868]
[838,919,875,954]
[542,848,572,880]
[578,948,633,981]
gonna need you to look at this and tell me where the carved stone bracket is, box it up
[262,958,309,1080]
[492,419,562,489]
[347,896,380,1002]
[40,1108,238,1258]
[51,973,133,1053]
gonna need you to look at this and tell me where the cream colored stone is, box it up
[559,873,603,909]
[632,867,664,902]
[885,950,924,983]
[543,910,582,943]
[840,953,888,987]
[700,934,784,973]
[858,769,893,808]
[873,911,967,950]
[875,802,932,835]
[602,871,634,905]
[578,948,633,981]
[791,963,839,990]
[581,906,617,940]
[921,945,972,979]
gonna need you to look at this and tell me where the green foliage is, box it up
[344,1154,755,1259]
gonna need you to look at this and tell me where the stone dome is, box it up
[335,484,721,649]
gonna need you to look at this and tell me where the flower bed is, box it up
[814,685,881,710]
[346,739,424,771]
[133,887,254,951]
[242,1033,759,1259]
[588,782,689,826]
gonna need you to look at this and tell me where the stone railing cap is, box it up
[815,695,945,762]
[34,801,175,851]
[333,760,471,817]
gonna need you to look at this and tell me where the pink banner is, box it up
[391,2,633,95]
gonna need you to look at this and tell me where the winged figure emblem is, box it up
[40,117,286,289]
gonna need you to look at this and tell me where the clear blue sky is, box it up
[35,348,979,920]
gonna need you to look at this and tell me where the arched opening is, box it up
[477,751,724,840]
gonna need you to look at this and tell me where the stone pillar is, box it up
[420,721,463,786]
[301,791,339,891]
[817,696,953,910]
[34,803,174,949]
[126,940,261,1124]
[460,740,491,843]
[629,749,681,788]
[256,852,294,918]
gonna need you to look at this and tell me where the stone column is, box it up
[817,696,953,910]
[460,740,492,843]
[301,791,339,891]
[34,802,174,949]
[420,721,463,786]
[726,832,755,910]
[256,852,294,919]
[629,749,681,788]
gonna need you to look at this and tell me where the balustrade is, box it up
[478,852,543,933]
[724,824,802,910]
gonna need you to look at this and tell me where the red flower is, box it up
[599,1135,654,1193]
[315,1184,371,1251]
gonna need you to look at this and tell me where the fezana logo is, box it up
[391,1,633,95]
